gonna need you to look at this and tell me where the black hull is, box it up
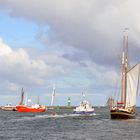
[110,109,135,119]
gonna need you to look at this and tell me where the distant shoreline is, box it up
[46,106,76,109]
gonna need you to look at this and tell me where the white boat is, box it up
[73,100,94,114]
[73,92,95,114]
[1,104,17,111]
[110,30,140,119]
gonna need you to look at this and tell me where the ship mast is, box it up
[37,96,40,105]
[19,88,24,105]
[121,29,128,108]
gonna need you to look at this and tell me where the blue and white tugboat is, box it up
[73,100,94,114]
[73,90,95,115]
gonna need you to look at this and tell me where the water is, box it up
[0,107,140,140]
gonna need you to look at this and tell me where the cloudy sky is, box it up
[0,0,140,106]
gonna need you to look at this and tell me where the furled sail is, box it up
[126,63,140,108]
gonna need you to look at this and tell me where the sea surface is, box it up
[0,107,140,140]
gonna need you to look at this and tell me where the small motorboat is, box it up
[73,100,95,115]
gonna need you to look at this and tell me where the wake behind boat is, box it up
[110,31,140,119]
[73,100,95,115]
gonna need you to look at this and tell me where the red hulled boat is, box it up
[16,104,46,112]
[16,88,46,113]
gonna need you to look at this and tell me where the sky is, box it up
[0,0,140,106]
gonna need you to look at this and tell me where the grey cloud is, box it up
[0,0,140,96]
[1,0,139,67]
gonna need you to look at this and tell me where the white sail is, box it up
[50,84,56,106]
[126,63,140,108]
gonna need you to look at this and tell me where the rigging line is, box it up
[114,47,122,103]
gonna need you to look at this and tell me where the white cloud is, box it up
[0,37,118,94]
[0,38,49,86]
[0,38,12,56]
[0,0,140,105]
[0,0,140,65]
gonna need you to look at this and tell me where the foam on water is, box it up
[1,108,139,140]
[13,112,97,122]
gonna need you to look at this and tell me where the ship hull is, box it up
[1,106,17,111]
[110,109,135,119]
[16,105,46,113]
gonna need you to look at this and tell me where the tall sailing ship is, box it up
[110,32,140,119]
